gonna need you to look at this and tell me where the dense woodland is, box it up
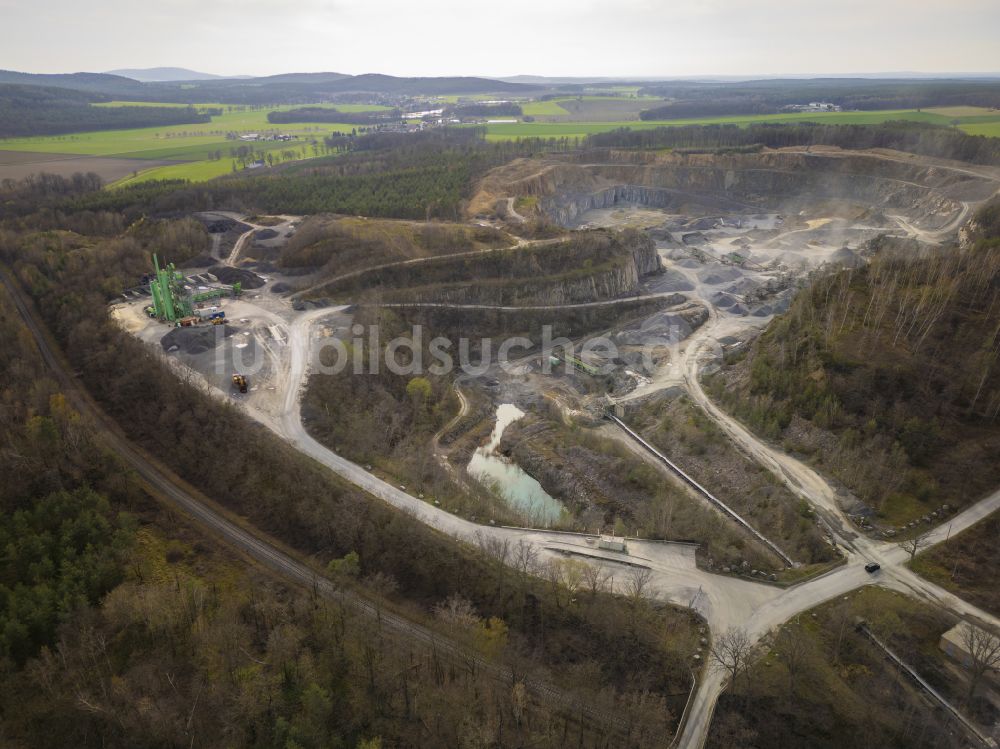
[281,214,511,272]
[267,107,402,125]
[0,283,676,747]
[0,70,539,105]
[2,117,999,745]
[587,121,1000,165]
[0,83,210,137]
[637,78,1000,118]
[708,202,1000,523]
[447,103,524,118]
[706,588,967,749]
[0,190,699,746]
[10,130,559,222]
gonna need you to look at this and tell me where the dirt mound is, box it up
[830,246,864,268]
[202,217,251,234]
[698,267,743,285]
[181,254,215,269]
[254,228,279,240]
[712,292,737,308]
[270,282,294,294]
[654,268,695,292]
[208,266,266,289]
[161,325,235,355]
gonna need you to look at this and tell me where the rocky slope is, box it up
[315,228,662,305]
[473,147,999,228]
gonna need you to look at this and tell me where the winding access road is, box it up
[252,297,1000,749]
[101,200,1000,747]
[0,267,647,734]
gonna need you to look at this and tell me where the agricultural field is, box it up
[961,121,1000,137]
[485,105,1000,140]
[521,94,665,120]
[0,102,388,184]
[5,98,999,186]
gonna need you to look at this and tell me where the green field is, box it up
[521,94,660,118]
[485,107,1000,140]
[4,100,998,187]
[961,121,1000,137]
[521,99,573,117]
[0,102,385,184]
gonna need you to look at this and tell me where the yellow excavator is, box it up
[232,374,248,393]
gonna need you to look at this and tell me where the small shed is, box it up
[939,621,981,668]
[598,535,627,553]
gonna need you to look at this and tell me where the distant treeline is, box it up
[0,83,211,137]
[637,79,1000,119]
[586,121,1000,165]
[447,102,523,118]
[640,99,812,120]
[3,129,562,221]
[0,69,539,105]
[266,106,402,125]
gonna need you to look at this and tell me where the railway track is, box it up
[0,265,632,737]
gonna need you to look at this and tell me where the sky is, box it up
[3,0,999,78]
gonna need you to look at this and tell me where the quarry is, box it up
[107,146,1000,549]
[96,144,1000,747]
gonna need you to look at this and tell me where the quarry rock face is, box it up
[629,232,662,276]
[393,258,642,306]
[481,150,994,231]
[372,230,661,306]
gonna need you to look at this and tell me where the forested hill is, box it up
[709,199,1000,525]
[0,69,146,97]
[637,78,1000,118]
[0,84,210,137]
[586,121,1000,165]
[0,69,539,105]
[266,106,401,125]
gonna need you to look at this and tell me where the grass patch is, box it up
[522,99,571,117]
[707,587,965,749]
[911,510,1000,617]
[483,108,1000,140]
[0,102,377,184]
[960,121,1000,137]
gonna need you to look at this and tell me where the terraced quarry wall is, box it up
[475,148,999,228]
[313,229,661,305]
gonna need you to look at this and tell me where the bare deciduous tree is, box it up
[710,627,754,692]
[434,593,480,629]
[898,531,931,563]
[580,563,612,597]
[623,567,654,603]
[511,540,539,579]
[960,623,1000,704]
[775,625,811,694]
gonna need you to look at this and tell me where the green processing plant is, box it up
[146,254,242,323]
[148,254,194,322]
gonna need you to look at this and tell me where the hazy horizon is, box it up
[76,69,1000,81]
[5,0,999,79]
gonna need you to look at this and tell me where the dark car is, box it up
[864,562,881,573]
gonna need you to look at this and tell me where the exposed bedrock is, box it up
[390,236,660,306]
[391,261,643,306]
[477,150,997,229]
[322,229,662,306]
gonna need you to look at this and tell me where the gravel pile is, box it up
[208,266,266,289]
[161,324,235,355]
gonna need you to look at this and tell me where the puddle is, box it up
[467,403,565,524]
